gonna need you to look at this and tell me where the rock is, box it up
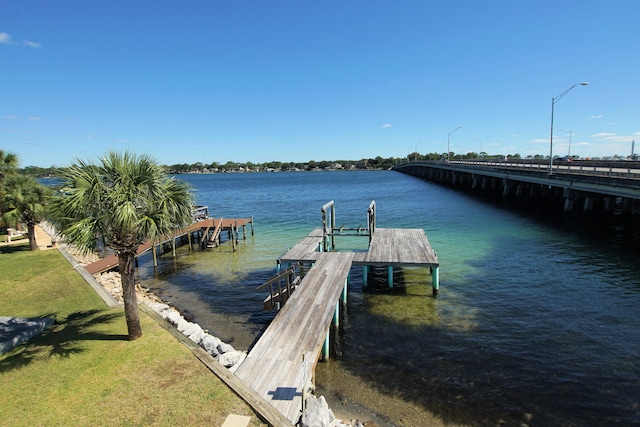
[301,395,336,427]
[188,327,206,344]
[161,309,182,325]
[181,322,202,338]
[148,302,170,313]
[217,342,235,354]
[200,334,222,356]
[175,317,190,332]
[217,350,245,368]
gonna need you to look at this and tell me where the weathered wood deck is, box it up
[352,227,439,266]
[235,252,353,424]
[85,217,254,275]
[237,225,439,424]
[279,227,439,267]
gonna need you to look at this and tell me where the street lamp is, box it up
[447,126,462,162]
[556,128,573,157]
[549,82,588,174]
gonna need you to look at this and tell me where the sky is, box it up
[2,1,640,168]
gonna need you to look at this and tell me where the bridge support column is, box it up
[432,266,439,296]
[502,180,510,197]
[583,197,595,212]
[564,198,575,212]
[333,301,339,328]
[388,266,393,289]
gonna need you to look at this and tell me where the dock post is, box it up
[388,266,393,289]
[333,301,339,327]
[432,266,440,296]
[322,329,330,360]
[152,243,158,267]
[341,277,348,305]
[250,216,254,235]
[362,265,369,288]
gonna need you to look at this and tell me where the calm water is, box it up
[135,170,640,426]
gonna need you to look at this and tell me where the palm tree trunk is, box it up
[27,223,38,251]
[118,251,143,340]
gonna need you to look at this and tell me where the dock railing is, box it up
[256,264,301,311]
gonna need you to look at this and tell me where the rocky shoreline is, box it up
[58,241,375,427]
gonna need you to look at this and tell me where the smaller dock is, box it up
[85,216,254,275]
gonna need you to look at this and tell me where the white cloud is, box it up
[590,115,604,119]
[381,123,392,128]
[28,116,42,121]
[115,139,128,143]
[0,32,41,47]
[592,132,640,143]
[23,40,41,48]
[3,115,20,120]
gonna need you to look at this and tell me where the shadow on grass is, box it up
[0,243,32,254]
[0,309,128,372]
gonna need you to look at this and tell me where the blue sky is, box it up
[2,1,639,167]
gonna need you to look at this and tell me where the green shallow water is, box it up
[135,170,640,426]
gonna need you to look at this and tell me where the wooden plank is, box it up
[236,252,353,424]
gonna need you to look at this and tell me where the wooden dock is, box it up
[235,252,353,424]
[85,217,254,275]
[235,201,439,424]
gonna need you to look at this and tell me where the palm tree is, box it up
[2,174,51,250]
[49,151,195,340]
[0,149,19,180]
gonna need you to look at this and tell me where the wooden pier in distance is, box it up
[85,214,254,275]
[235,201,439,424]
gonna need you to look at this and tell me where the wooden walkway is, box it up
[235,252,353,424]
[85,217,253,274]
[236,224,439,424]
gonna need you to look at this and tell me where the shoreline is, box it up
[41,223,452,427]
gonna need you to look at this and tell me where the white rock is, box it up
[200,334,222,356]
[162,309,182,325]
[175,317,190,332]
[148,302,170,313]
[228,353,247,374]
[217,342,235,354]
[217,350,245,368]
[188,328,206,344]
[301,395,335,427]
[181,322,201,338]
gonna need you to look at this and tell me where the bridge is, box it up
[393,160,640,214]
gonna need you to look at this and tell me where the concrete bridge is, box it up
[393,160,640,214]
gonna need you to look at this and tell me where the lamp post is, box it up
[556,128,573,157]
[447,126,462,162]
[549,82,588,174]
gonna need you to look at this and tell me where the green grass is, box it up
[0,243,266,426]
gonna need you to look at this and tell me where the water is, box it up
[135,170,640,426]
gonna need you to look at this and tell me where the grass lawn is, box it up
[0,243,266,426]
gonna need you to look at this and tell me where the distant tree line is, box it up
[21,149,629,178]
